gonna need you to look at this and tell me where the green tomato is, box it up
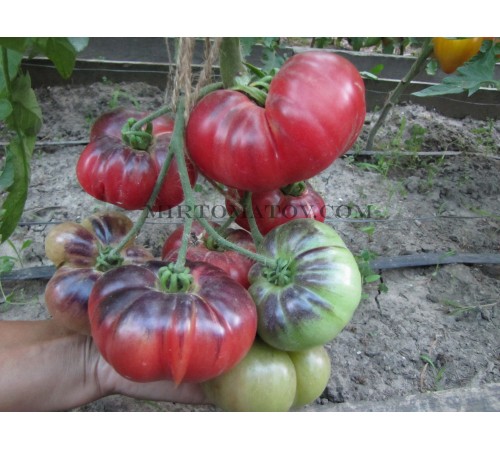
[289,345,331,408]
[249,219,362,351]
[203,339,331,412]
[203,339,296,412]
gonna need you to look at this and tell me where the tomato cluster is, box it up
[45,50,366,411]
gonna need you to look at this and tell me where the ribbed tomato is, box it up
[88,260,258,384]
[186,51,366,192]
[44,211,153,334]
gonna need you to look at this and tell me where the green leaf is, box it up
[0,48,23,95]
[5,72,42,135]
[364,274,381,283]
[0,151,15,191]
[0,135,34,243]
[0,98,12,119]
[413,41,498,98]
[45,38,79,79]
[0,38,32,53]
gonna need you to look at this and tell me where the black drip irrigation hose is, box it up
[1,252,499,282]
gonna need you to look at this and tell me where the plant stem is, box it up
[1,47,13,94]
[219,38,246,88]
[196,216,275,267]
[242,192,263,246]
[168,100,194,271]
[365,38,434,151]
[130,104,173,132]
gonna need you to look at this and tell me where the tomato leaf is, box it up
[0,38,32,53]
[0,135,34,243]
[5,72,42,136]
[0,98,12,119]
[413,41,499,97]
[0,48,23,95]
[0,151,15,191]
[45,38,86,79]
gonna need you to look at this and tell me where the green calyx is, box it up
[121,118,153,150]
[204,235,221,251]
[95,246,124,272]
[158,263,193,293]
[262,257,294,287]
[232,84,268,106]
[281,181,307,197]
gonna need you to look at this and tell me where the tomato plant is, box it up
[44,211,153,334]
[248,218,362,351]
[226,181,326,235]
[162,221,256,288]
[76,110,197,211]
[186,51,366,192]
[88,260,258,384]
[432,37,484,74]
[202,339,331,411]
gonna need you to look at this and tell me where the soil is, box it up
[0,80,499,412]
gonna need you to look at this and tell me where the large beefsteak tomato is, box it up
[186,51,366,192]
[88,260,257,384]
[248,218,362,351]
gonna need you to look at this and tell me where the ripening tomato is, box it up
[89,108,174,141]
[203,339,331,411]
[161,221,256,288]
[248,219,362,351]
[44,211,153,334]
[433,37,484,74]
[226,181,326,235]
[186,51,366,192]
[77,110,197,211]
[88,260,258,384]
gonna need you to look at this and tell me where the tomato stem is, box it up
[1,48,13,94]
[219,38,247,89]
[242,192,264,246]
[169,100,194,271]
[281,181,307,197]
[130,104,172,132]
[196,216,276,268]
[365,37,434,151]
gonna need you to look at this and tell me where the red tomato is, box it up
[88,260,258,384]
[226,182,326,235]
[162,221,256,288]
[77,128,197,211]
[186,51,366,192]
[89,108,174,141]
